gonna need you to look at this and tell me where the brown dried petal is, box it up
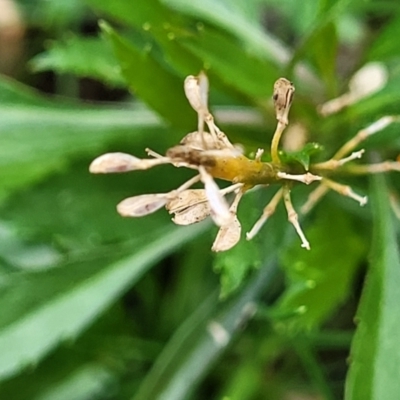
[117,194,167,217]
[212,216,241,252]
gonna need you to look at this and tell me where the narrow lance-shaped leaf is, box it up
[0,76,164,201]
[100,22,196,129]
[0,224,208,381]
[345,174,400,399]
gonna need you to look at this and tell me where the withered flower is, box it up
[90,72,400,252]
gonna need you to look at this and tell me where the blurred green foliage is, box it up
[1,0,400,399]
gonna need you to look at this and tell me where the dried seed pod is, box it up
[172,203,211,225]
[180,131,218,150]
[117,194,168,217]
[166,189,207,212]
[184,73,209,115]
[166,189,211,225]
[212,216,241,252]
[89,152,142,173]
[273,78,295,125]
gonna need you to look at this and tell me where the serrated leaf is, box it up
[101,22,196,129]
[30,36,124,87]
[275,205,365,331]
[0,76,164,201]
[345,175,400,400]
[0,223,208,381]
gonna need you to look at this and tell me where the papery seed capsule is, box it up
[273,78,295,125]
[212,216,241,252]
[89,152,141,173]
[184,75,209,114]
[172,203,211,225]
[117,194,167,217]
[166,189,211,225]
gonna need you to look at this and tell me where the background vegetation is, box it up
[1,0,400,399]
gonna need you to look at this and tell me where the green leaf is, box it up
[161,0,290,65]
[133,256,279,400]
[275,204,365,331]
[0,76,163,201]
[85,0,169,29]
[30,35,124,87]
[367,11,400,62]
[306,22,338,96]
[345,175,400,400]
[19,0,86,29]
[101,22,196,129]
[287,0,350,81]
[0,223,208,381]
[175,25,277,100]
[279,142,323,170]
[347,70,400,120]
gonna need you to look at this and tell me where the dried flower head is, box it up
[90,72,400,252]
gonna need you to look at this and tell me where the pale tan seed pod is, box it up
[184,74,209,115]
[349,62,387,100]
[166,189,208,213]
[319,62,388,116]
[117,194,168,217]
[212,216,241,252]
[180,131,218,150]
[89,152,142,173]
[172,203,211,225]
[273,78,295,125]
[166,189,211,225]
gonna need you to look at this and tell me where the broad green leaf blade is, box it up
[0,223,208,381]
[30,36,124,87]
[160,0,321,94]
[175,26,277,100]
[101,22,196,129]
[275,205,365,331]
[133,257,279,400]
[0,76,163,200]
[345,175,400,400]
[161,0,289,65]
[85,0,169,29]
